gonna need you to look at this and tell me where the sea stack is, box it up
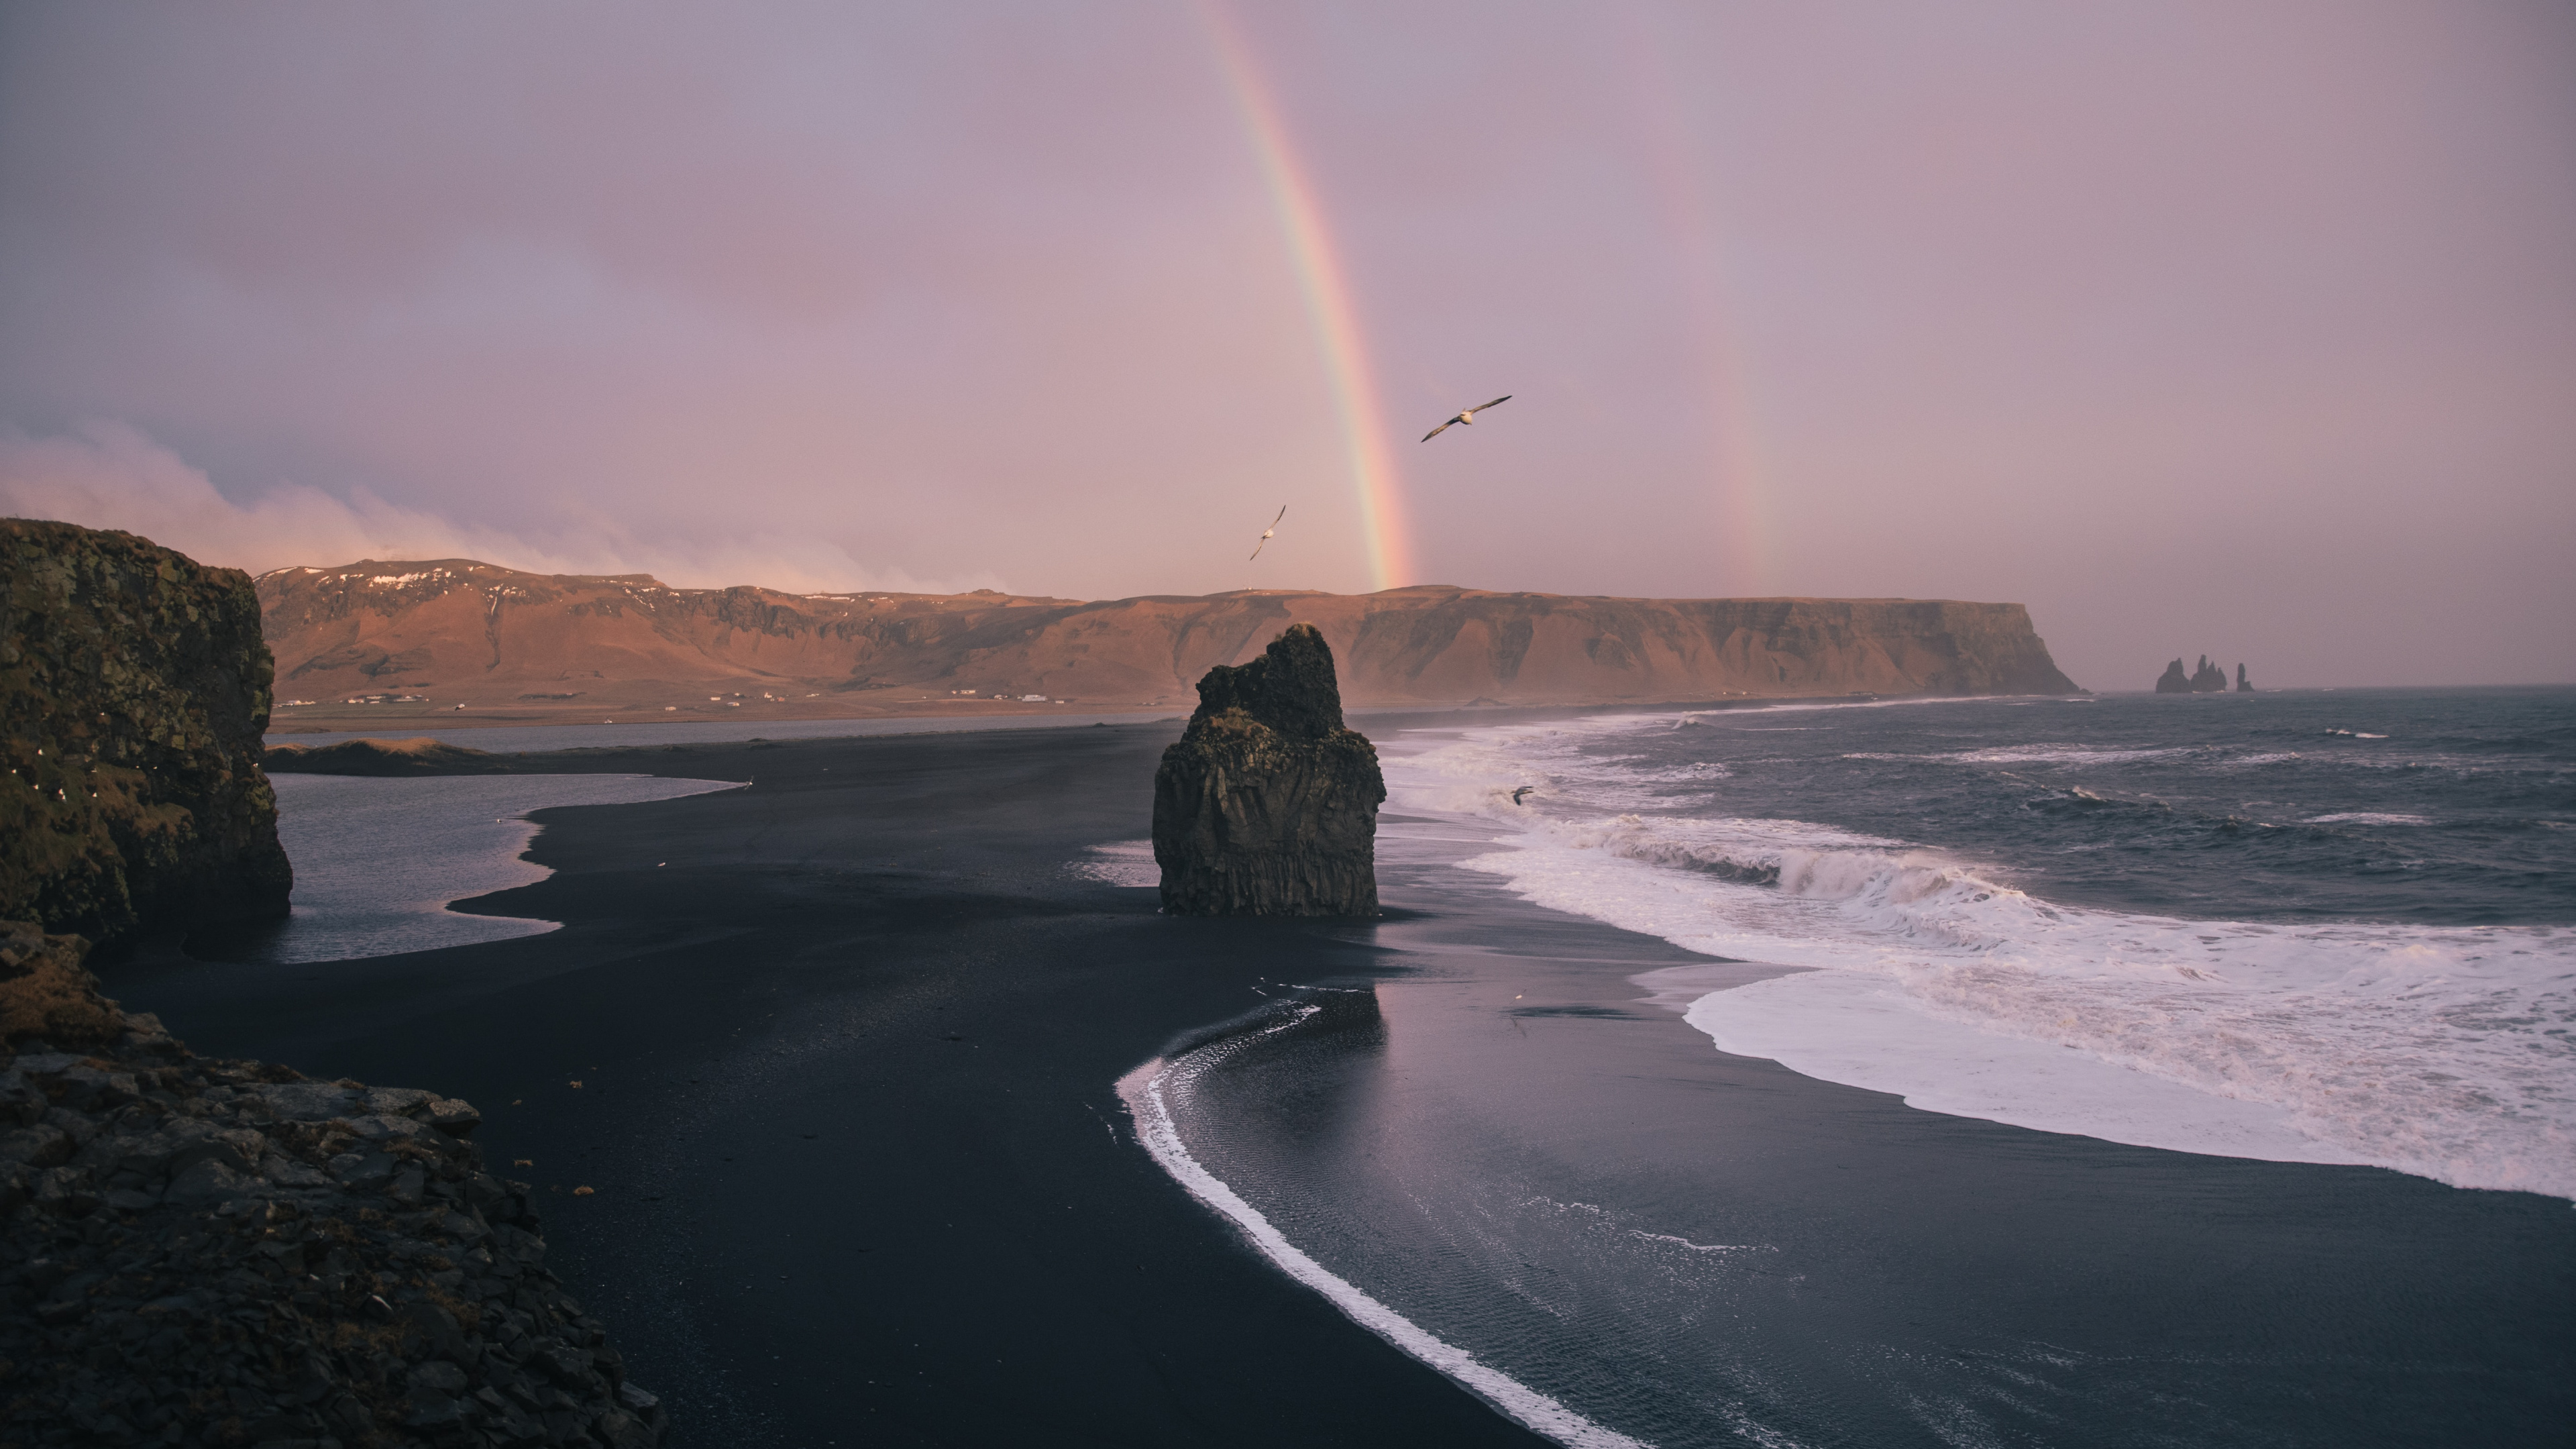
[2236,663,2255,692]
[1,519,292,949]
[1152,623,1385,916]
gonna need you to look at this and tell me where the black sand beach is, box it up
[115,722,1556,1447]
[113,720,2576,1446]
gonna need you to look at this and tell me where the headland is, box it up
[257,559,2079,734]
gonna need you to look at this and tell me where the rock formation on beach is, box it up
[2,520,292,949]
[1152,624,1385,916]
[0,922,667,1447]
[2236,663,2254,692]
[257,559,2081,728]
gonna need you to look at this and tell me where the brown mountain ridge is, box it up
[256,559,2079,730]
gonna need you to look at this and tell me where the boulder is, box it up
[0,920,121,1047]
[2,519,292,949]
[1152,624,1385,915]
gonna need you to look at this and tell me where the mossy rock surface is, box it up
[1,519,292,948]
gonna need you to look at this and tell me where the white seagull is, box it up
[1422,394,1512,441]
[1249,504,1286,559]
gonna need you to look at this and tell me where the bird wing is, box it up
[1271,504,1287,527]
[1471,395,1511,414]
[1421,420,1454,441]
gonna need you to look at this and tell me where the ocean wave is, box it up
[1119,1011,1652,1449]
[1381,722,2576,1200]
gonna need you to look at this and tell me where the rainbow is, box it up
[1195,5,1414,591]
[1618,15,1776,593]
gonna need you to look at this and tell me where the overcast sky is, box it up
[3,2,2569,688]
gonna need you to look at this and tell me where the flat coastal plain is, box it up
[112,722,1558,1448]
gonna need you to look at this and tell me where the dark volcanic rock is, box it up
[1152,624,1385,916]
[0,925,667,1448]
[1,519,292,949]
[2154,655,2235,694]
[2236,662,2255,692]
[264,736,505,776]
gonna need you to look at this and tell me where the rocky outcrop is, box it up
[2153,655,2233,694]
[2236,663,2254,692]
[264,737,506,776]
[0,924,665,1448]
[258,559,2081,722]
[1152,625,1385,916]
[3,520,292,949]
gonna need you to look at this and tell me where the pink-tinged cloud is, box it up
[0,423,1002,596]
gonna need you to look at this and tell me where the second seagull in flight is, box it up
[1249,504,1286,559]
[1422,394,1511,441]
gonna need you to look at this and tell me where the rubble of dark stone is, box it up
[1152,623,1386,916]
[0,926,665,1449]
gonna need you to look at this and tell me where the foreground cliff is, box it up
[258,559,2081,726]
[1153,625,1385,916]
[0,922,664,1448]
[3,521,292,949]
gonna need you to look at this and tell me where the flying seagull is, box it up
[1423,395,1511,441]
[1249,504,1286,559]
[1511,786,1536,805]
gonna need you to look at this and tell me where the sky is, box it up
[1,2,2569,690]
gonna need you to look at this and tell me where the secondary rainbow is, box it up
[1196,6,1414,592]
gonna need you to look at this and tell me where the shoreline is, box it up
[109,714,2574,1445]
[114,720,1564,1446]
[262,686,2087,743]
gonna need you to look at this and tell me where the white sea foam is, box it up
[1379,721,2576,1200]
[2305,812,2436,826]
[1118,1025,1652,1449]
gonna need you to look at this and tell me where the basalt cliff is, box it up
[258,559,2080,728]
[3,520,292,948]
[1152,625,1384,916]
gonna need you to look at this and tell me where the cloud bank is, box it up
[0,423,1002,596]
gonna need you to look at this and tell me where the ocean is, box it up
[200,773,741,963]
[1124,687,2575,1448]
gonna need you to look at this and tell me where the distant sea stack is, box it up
[1152,625,1385,916]
[258,559,2081,719]
[2236,663,2254,692]
[1,520,292,949]
[2153,655,2234,694]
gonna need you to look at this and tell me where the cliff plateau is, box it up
[258,559,2080,728]
[1152,625,1384,916]
[2,520,292,948]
